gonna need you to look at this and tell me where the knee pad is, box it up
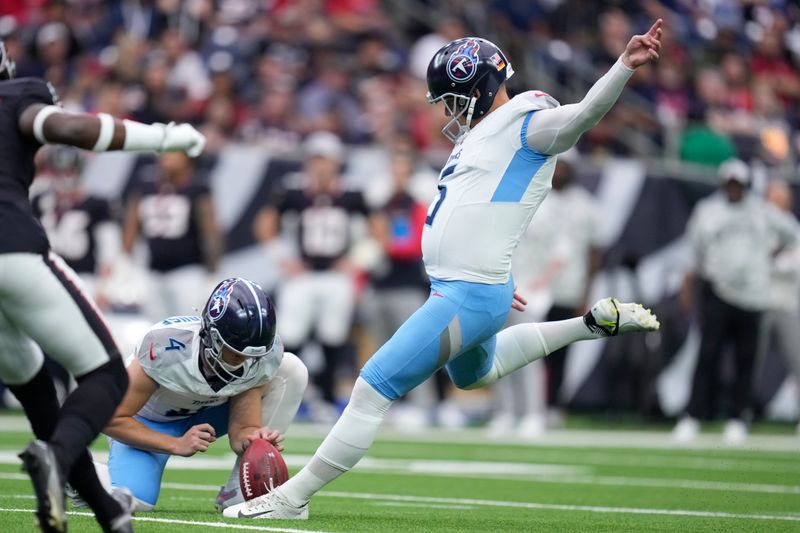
[281,352,309,394]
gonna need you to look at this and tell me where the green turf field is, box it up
[0,413,798,532]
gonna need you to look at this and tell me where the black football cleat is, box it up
[101,487,135,533]
[19,440,67,533]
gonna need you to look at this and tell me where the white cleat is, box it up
[672,416,700,444]
[584,297,660,337]
[222,488,309,520]
[723,419,748,446]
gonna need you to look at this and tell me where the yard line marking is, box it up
[319,491,800,523]
[2,416,798,452]
[5,447,797,477]
[371,502,476,510]
[348,470,800,495]
[0,473,28,480]
[2,483,797,523]
[0,508,330,533]
[4,459,800,497]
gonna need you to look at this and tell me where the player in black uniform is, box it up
[122,150,222,320]
[254,132,373,417]
[31,147,119,298]
[0,39,205,533]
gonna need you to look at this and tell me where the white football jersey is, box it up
[422,91,560,284]
[134,316,281,422]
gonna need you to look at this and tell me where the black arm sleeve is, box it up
[14,77,59,124]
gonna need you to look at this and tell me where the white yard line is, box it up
[2,455,800,496]
[318,491,800,523]
[346,469,800,495]
[371,502,476,510]
[1,480,797,524]
[0,508,330,533]
[2,416,798,451]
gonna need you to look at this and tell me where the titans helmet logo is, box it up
[446,39,480,83]
[207,278,237,321]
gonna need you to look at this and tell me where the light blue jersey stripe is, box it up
[490,111,549,203]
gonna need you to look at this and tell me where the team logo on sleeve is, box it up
[446,39,480,83]
[207,278,238,321]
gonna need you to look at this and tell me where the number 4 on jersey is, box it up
[166,337,186,351]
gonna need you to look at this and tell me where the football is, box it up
[239,438,289,501]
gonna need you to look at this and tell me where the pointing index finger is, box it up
[647,18,663,38]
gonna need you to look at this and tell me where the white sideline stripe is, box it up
[319,491,800,523]
[1,483,797,524]
[0,451,588,477]
[349,469,800,495]
[371,502,476,510]
[2,416,799,452]
[0,508,330,533]
[3,456,800,497]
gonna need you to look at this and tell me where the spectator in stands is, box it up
[240,84,302,154]
[673,159,799,445]
[253,132,374,421]
[488,159,601,435]
[366,148,428,352]
[296,52,365,143]
[408,17,467,80]
[756,181,800,436]
[160,27,210,116]
[131,51,187,124]
[121,151,222,320]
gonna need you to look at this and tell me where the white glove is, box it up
[161,122,206,157]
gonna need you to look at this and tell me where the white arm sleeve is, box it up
[526,58,635,155]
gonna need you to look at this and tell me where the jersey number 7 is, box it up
[425,185,447,226]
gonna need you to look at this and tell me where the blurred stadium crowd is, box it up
[2,0,800,441]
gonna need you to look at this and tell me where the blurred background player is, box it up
[756,180,800,436]
[121,151,222,321]
[0,37,204,533]
[488,158,602,437]
[673,160,800,445]
[254,132,375,421]
[31,146,121,302]
[88,278,307,513]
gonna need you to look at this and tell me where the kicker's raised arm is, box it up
[526,19,663,155]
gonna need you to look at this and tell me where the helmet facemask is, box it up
[201,325,281,385]
[427,91,477,143]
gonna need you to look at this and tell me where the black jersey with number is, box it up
[135,180,210,272]
[273,186,369,271]
[0,77,58,254]
[31,192,114,274]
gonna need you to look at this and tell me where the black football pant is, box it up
[686,281,760,421]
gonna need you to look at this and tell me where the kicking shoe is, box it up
[584,298,660,337]
[215,485,244,512]
[19,440,67,533]
[222,488,309,520]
